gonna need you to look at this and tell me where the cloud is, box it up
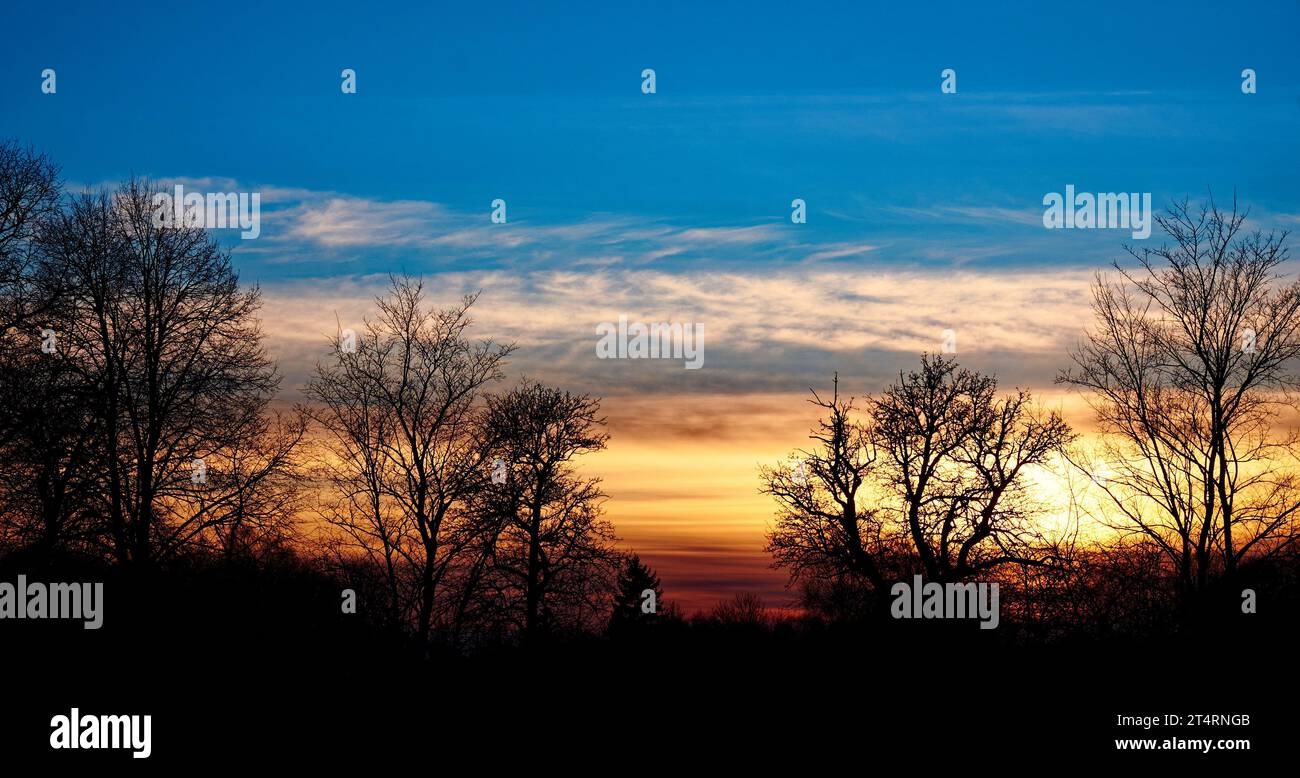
[674,225,781,244]
[259,264,1098,407]
[159,176,1171,282]
[882,204,1044,227]
[803,243,881,261]
[286,197,454,246]
[211,184,815,272]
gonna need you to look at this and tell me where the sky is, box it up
[3,0,1299,611]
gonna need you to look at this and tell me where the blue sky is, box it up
[3,0,1298,285]
[2,0,1298,396]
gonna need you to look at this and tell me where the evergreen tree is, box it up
[609,553,663,634]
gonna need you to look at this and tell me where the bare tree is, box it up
[480,380,618,639]
[1059,196,1300,600]
[35,179,295,565]
[0,326,99,556]
[705,592,769,629]
[873,355,1073,582]
[0,141,67,496]
[200,410,308,561]
[764,359,1072,607]
[306,277,513,646]
[0,139,61,336]
[762,374,890,593]
[308,329,410,630]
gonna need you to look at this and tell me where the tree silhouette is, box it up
[762,374,890,595]
[1060,196,1300,601]
[0,141,69,522]
[764,358,1073,610]
[706,592,768,629]
[480,379,618,639]
[0,323,99,556]
[306,277,513,645]
[609,553,663,634]
[0,178,302,565]
[873,354,1073,582]
[0,140,61,336]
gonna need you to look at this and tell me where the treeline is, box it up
[0,142,665,651]
[7,140,1300,650]
[763,195,1300,634]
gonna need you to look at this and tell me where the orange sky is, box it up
[589,391,1102,613]
[255,269,1126,614]
[590,393,822,613]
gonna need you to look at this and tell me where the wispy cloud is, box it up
[260,265,1097,405]
[803,243,881,261]
[881,204,1044,227]
[287,197,454,247]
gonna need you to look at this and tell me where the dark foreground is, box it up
[1,557,1290,768]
